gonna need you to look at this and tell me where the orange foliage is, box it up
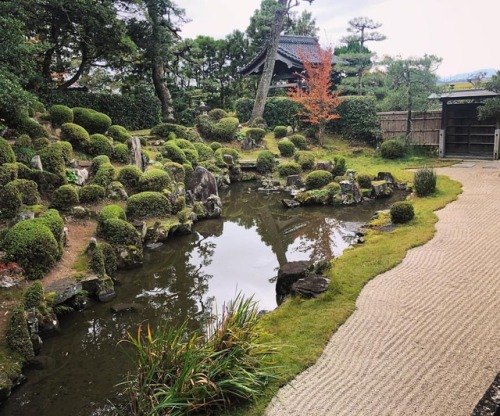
[288,46,343,145]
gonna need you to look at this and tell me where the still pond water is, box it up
[1,183,400,416]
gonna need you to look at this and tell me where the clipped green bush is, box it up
[117,165,143,191]
[151,123,188,139]
[51,184,79,210]
[97,204,127,236]
[210,141,222,151]
[14,134,32,149]
[277,161,301,177]
[195,115,215,141]
[174,138,196,151]
[38,209,65,256]
[0,137,16,165]
[73,107,111,134]
[234,97,254,123]
[183,163,194,189]
[79,184,106,203]
[208,108,228,122]
[289,134,307,150]
[173,196,186,214]
[381,139,405,159]
[278,139,296,157]
[164,162,185,183]
[250,116,267,129]
[107,125,130,143]
[100,242,117,276]
[88,134,113,157]
[24,281,44,309]
[332,155,347,177]
[0,183,22,218]
[93,162,115,187]
[33,137,50,151]
[183,149,199,166]
[60,123,90,150]
[358,174,373,189]
[193,142,214,161]
[112,143,129,163]
[39,144,66,178]
[263,97,300,128]
[214,147,240,166]
[414,167,437,197]
[51,141,73,164]
[212,117,239,142]
[305,170,334,190]
[274,126,287,139]
[126,191,171,218]
[6,305,34,361]
[4,179,40,205]
[89,243,106,277]
[17,117,49,139]
[4,219,59,280]
[29,170,64,194]
[162,142,187,164]
[256,150,276,174]
[49,105,73,127]
[294,151,315,170]
[99,218,142,247]
[0,162,18,187]
[15,162,32,179]
[246,128,266,144]
[90,155,110,175]
[139,169,171,192]
[390,201,415,224]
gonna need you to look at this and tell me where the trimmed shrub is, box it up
[49,105,73,127]
[112,143,129,163]
[289,134,307,150]
[162,142,187,164]
[246,128,266,144]
[390,201,415,224]
[14,134,32,149]
[51,141,73,164]
[195,115,214,141]
[6,306,34,361]
[4,219,59,280]
[73,107,111,134]
[33,137,50,151]
[183,149,199,166]
[263,97,300,128]
[332,155,347,177]
[183,163,194,189]
[15,162,32,180]
[17,117,49,139]
[151,123,188,139]
[98,218,142,247]
[414,167,437,197]
[250,116,267,129]
[39,144,66,178]
[210,141,222,151]
[325,181,341,197]
[164,162,185,183]
[24,281,44,309]
[208,108,228,122]
[79,184,106,203]
[0,137,16,164]
[29,170,64,194]
[38,209,65,256]
[277,161,301,177]
[0,163,18,187]
[97,204,127,236]
[193,143,214,161]
[13,147,36,166]
[234,97,254,123]
[214,147,240,166]
[88,134,113,157]
[117,165,143,191]
[174,138,196,151]
[51,184,79,210]
[60,122,90,150]
[0,184,22,218]
[294,151,315,170]
[381,139,405,159]
[172,196,186,214]
[139,169,171,192]
[126,192,171,218]
[93,163,115,188]
[256,150,276,174]
[335,96,380,144]
[357,174,372,189]
[91,155,111,175]
[89,243,106,277]
[100,242,117,276]
[212,117,239,142]
[278,139,296,157]
[107,125,130,143]
[5,179,40,205]
[305,170,333,190]
[274,126,287,139]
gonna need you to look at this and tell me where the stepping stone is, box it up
[483,164,500,169]
[451,162,476,168]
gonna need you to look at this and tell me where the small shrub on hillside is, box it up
[51,184,79,210]
[210,141,222,151]
[0,137,16,164]
[49,105,73,127]
[39,144,66,178]
[139,169,171,192]
[14,134,32,149]
[151,123,188,139]
[93,163,115,187]
[73,108,111,134]
[97,204,127,236]
[162,142,187,164]
[193,142,214,161]
[250,116,267,129]
[208,108,228,122]
[278,139,295,157]
[100,242,117,276]
[172,196,186,214]
[277,161,301,177]
[51,141,73,164]
[38,209,65,255]
[381,139,405,159]
[89,134,113,157]
[0,184,22,218]
[30,170,64,194]
[79,184,106,203]
[246,128,266,144]
[99,218,142,247]
[256,150,276,174]
[112,143,129,163]
[91,155,111,175]
[24,281,44,309]
[212,117,239,142]
[126,191,171,218]
[174,138,196,151]
[357,174,372,189]
[0,163,18,187]
[274,126,287,139]
[214,147,240,166]
[6,306,34,361]
[183,149,199,166]
[234,97,254,123]
[33,137,50,151]
[195,115,214,141]
[15,163,32,179]
[4,179,40,205]
[117,165,142,191]
[332,155,347,177]
[107,125,130,143]
[325,181,341,197]
[164,162,185,183]
[305,170,334,190]
[294,151,315,170]
[60,123,90,150]
[17,117,49,139]
[390,201,415,224]
[183,163,194,188]
[414,167,437,197]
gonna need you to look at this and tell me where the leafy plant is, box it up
[414,167,437,196]
[66,168,78,184]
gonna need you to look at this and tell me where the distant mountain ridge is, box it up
[439,68,498,84]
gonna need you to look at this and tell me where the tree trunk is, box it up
[250,0,289,122]
[406,79,413,144]
[152,60,175,122]
[58,45,88,90]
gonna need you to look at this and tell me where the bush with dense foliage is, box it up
[274,125,287,139]
[195,115,214,140]
[183,148,199,166]
[234,97,254,123]
[117,165,142,191]
[72,107,111,134]
[305,170,334,190]
[193,142,214,161]
[334,96,381,144]
[278,139,296,157]
[126,191,171,218]
[289,134,307,150]
[0,162,18,187]
[24,281,44,309]
[294,151,315,170]
[88,134,113,157]
[107,125,130,143]
[357,174,373,189]
[97,204,127,236]
[381,139,405,159]
[98,218,142,248]
[256,150,276,174]
[52,141,73,164]
[15,162,32,180]
[263,97,301,129]
[4,179,40,205]
[39,144,66,178]
[79,184,106,203]
[151,122,188,139]
[33,137,50,151]
[250,116,267,129]
[214,147,240,166]
[246,128,267,144]
[139,169,171,192]
[162,142,187,164]
[30,170,65,194]
[6,305,34,361]
[390,201,415,224]
[112,143,129,163]
[0,182,22,217]
[210,141,222,151]
[51,184,79,210]
[4,219,59,280]
[93,162,115,188]
[183,163,194,188]
[332,155,347,177]
[163,162,185,183]
[277,161,301,177]
[60,123,90,150]
[16,117,49,139]
[414,167,437,197]
[0,137,16,164]
[49,105,73,127]
[38,209,65,256]
[212,117,239,142]
[90,155,110,175]
[208,108,228,122]
[174,138,196,151]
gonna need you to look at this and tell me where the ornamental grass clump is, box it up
[121,295,277,416]
[414,167,437,197]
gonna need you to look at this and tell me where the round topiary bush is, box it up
[357,173,372,189]
[5,179,40,205]
[126,191,171,218]
[24,281,44,309]
[51,184,79,210]
[88,134,113,157]
[212,117,239,142]
[107,125,130,143]
[97,204,127,236]
[0,183,22,218]
[17,117,49,139]
[274,126,287,139]
[33,137,50,151]
[246,128,266,144]
[72,107,111,134]
[0,137,16,165]
[381,139,405,159]
[277,161,301,177]
[256,150,276,174]
[414,167,437,197]
[139,169,171,192]
[289,134,307,150]
[15,162,31,179]
[183,149,199,167]
[278,139,296,157]
[117,165,143,191]
[79,184,106,203]
[4,219,59,280]
[210,141,222,151]
[98,218,142,247]
[60,123,90,150]
[39,144,66,178]
[325,181,341,197]
[250,116,267,129]
[49,105,73,127]
[112,143,129,163]
[390,201,415,224]
[38,209,65,256]
[163,162,185,183]
[174,138,196,151]
[51,141,73,164]
[162,142,187,164]
[305,170,334,190]
[294,151,315,170]
[91,155,111,175]
[193,142,214,161]
[93,162,115,188]
[208,108,228,122]
[151,122,188,139]
[332,155,347,177]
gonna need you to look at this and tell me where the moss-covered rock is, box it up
[6,305,34,361]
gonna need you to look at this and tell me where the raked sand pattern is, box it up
[265,162,500,416]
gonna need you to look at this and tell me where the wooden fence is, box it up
[378,111,442,146]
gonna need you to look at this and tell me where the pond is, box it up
[0,183,401,416]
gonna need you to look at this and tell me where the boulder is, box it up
[205,194,222,218]
[276,260,314,305]
[116,245,143,269]
[286,174,303,188]
[371,180,393,199]
[98,286,116,302]
[346,169,357,182]
[228,166,242,182]
[30,155,43,171]
[223,154,234,166]
[111,302,144,313]
[45,277,83,305]
[80,274,100,295]
[192,166,218,203]
[75,168,89,186]
[291,274,330,298]
[133,220,147,240]
[339,180,362,205]
[282,199,300,209]
[130,136,145,172]
[376,171,395,185]
[107,181,128,201]
[316,161,333,172]
[286,126,294,136]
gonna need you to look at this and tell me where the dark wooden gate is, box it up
[444,103,496,158]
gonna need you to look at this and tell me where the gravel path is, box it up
[266,162,500,416]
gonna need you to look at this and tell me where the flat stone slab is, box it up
[451,162,476,168]
[483,164,500,169]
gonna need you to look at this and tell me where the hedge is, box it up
[126,191,171,218]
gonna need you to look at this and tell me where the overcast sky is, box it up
[179,0,500,78]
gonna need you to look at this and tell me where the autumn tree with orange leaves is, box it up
[289,46,343,146]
